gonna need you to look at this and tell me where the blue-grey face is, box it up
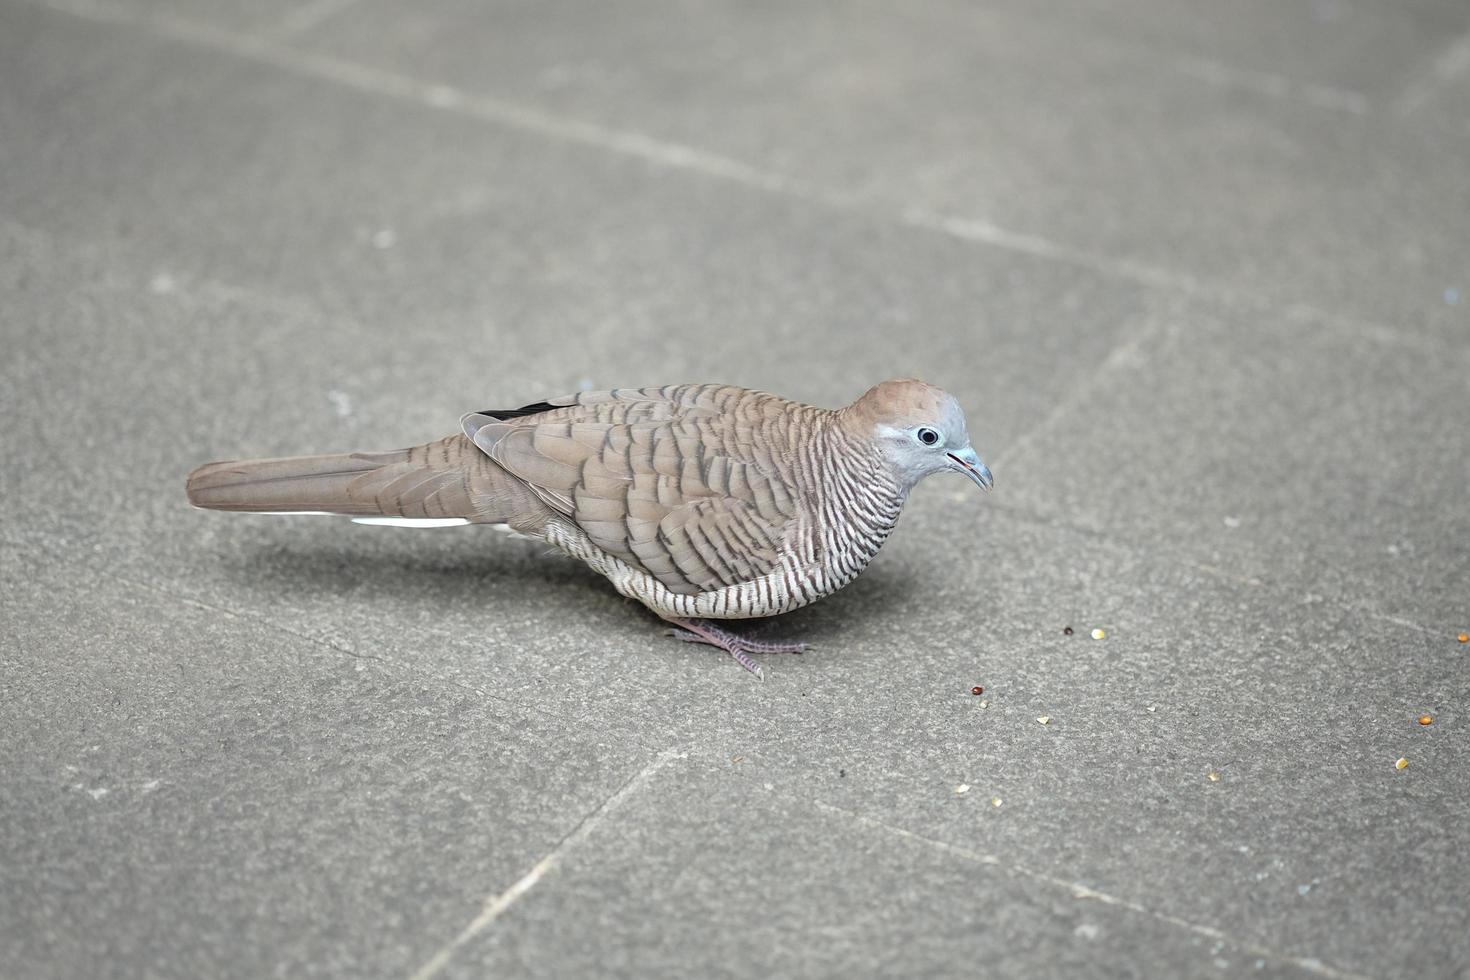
[877,393,994,491]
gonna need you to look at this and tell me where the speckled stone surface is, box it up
[2,1,1466,977]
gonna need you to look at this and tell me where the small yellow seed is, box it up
[955,783,970,795]
[1395,757,1409,770]
[1091,628,1106,640]
[1418,715,1433,726]
[991,797,1003,807]
[1207,771,1221,782]
[1037,715,1051,725]
[1458,633,1468,644]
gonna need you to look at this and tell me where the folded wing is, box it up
[463,385,801,595]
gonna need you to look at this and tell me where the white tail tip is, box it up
[350,516,472,528]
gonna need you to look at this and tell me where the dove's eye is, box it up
[916,427,941,446]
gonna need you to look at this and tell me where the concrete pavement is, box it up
[2,1,1467,976]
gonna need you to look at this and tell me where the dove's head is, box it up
[846,378,993,492]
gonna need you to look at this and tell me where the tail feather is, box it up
[187,451,406,515]
[186,435,515,522]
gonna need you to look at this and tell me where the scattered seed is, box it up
[1037,715,1051,725]
[991,797,1003,807]
[731,755,744,763]
[1207,771,1221,782]
[971,686,984,696]
[1091,628,1106,640]
[1418,715,1433,726]
[1063,626,1074,636]
[955,783,970,795]
[1395,757,1409,770]
[1458,633,1468,643]
[979,700,989,707]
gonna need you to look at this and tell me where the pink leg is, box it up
[665,618,808,679]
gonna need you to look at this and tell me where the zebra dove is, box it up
[186,379,993,678]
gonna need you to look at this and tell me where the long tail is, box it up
[186,434,527,524]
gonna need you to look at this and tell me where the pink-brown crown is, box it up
[843,378,951,429]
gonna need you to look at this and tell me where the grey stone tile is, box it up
[284,0,1469,340]
[997,297,1470,628]
[981,0,1470,100]
[435,760,1332,980]
[0,554,658,979]
[3,1,1467,977]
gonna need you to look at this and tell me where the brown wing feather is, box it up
[464,384,798,594]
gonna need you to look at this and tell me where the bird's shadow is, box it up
[214,527,920,647]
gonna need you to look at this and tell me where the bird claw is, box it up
[728,648,765,681]
[664,618,804,678]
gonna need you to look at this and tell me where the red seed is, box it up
[971,686,984,696]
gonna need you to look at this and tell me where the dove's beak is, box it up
[947,447,994,491]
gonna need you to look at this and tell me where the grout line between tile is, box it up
[272,0,361,39]
[987,312,1173,475]
[813,800,1378,980]
[1168,55,1368,114]
[897,208,1194,293]
[407,747,686,980]
[1394,29,1470,114]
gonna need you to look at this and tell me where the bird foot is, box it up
[664,618,808,680]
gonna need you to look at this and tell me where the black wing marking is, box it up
[475,400,563,420]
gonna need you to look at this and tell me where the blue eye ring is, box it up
[917,427,941,446]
